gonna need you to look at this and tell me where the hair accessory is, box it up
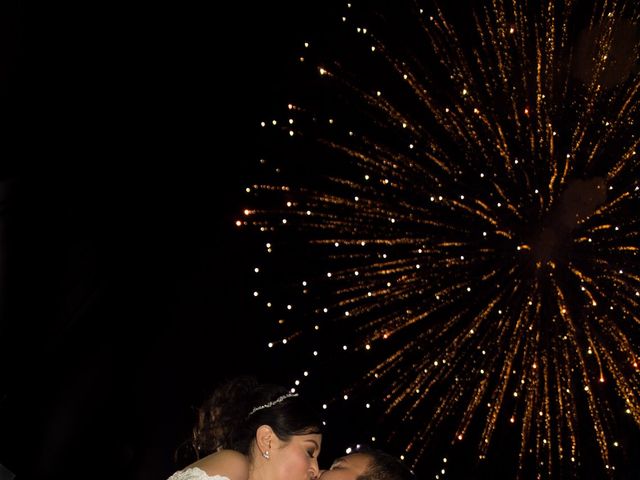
[262,450,270,459]
[248,392,299,417]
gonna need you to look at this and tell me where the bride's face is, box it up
[267,433,322,480]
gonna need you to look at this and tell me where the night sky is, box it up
[1,1,640,480]
[0,1,339,479]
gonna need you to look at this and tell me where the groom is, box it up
[318,448,416,480]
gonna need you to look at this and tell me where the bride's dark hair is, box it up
[185,375,322,460]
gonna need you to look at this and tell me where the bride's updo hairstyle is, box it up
[190,376,322,458]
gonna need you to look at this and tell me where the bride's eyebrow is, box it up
[305,439,320,449]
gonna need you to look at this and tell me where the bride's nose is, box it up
[309,458,320,478]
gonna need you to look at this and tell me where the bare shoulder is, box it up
[188,450,250,480]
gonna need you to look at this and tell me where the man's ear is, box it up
[256,425,274,456]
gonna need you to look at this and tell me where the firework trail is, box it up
[240,0,640,477]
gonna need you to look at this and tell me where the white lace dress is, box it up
[167,467,229,480]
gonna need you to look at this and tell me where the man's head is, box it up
[318,449,416,480]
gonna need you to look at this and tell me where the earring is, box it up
[262,451,270,459]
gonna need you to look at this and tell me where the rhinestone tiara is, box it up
[248,392,299,417]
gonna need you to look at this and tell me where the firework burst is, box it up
[240,0,640,477]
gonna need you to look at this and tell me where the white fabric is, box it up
[167,467,230,480]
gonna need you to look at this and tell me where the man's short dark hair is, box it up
[356,447,417,480]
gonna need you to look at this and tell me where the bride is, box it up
[168,376,322,480]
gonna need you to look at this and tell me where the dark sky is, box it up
[0,1,342,479]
